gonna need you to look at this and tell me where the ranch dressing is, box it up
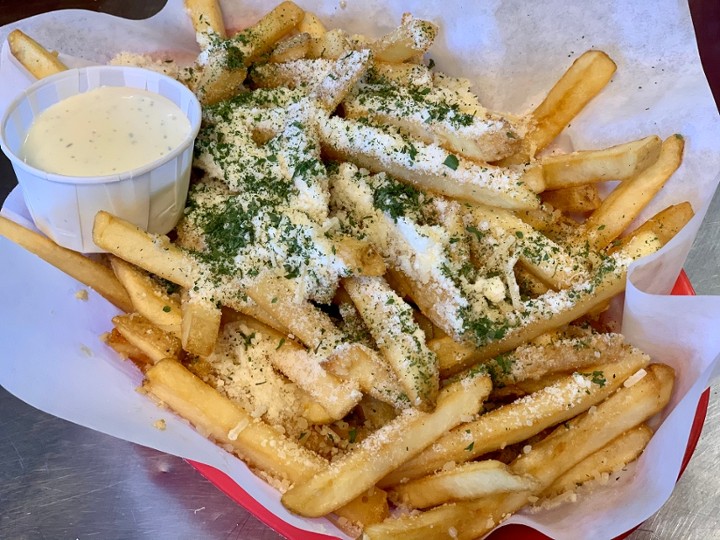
[21,86,190,177]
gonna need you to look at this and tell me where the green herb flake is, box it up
[443,154,459,170]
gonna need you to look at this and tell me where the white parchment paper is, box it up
[1,1,720,538]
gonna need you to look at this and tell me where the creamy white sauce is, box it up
[22,86,190,177]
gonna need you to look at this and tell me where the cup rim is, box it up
[0,65,202,185]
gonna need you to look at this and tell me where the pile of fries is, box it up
[2,1,695,537]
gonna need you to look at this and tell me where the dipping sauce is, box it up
[21,86,191,177]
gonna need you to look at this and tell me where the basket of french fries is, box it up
[1,0,719,539]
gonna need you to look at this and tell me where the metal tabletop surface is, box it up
[1,1,718,539]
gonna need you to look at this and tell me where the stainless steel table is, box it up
[1,2,718,539]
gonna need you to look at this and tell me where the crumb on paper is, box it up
[154,419,167,431]
[75,289,89,301]
[193,506,205,514]
[80,344,93,357]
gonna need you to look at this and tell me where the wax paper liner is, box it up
[1,1,720,539]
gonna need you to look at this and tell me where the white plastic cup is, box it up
[0,66,202,253]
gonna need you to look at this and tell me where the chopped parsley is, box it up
[443,154,459,170]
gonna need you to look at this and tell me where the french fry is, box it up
[281,373,492,517]
[103,328,153,367]
[8,29,67,79]
[194,1,305,104]
[465,203,587,290]
[366,364,673,540]
[580,134,685,250]
[112,313,183,364]
[380,350,649,486]
[370,15,438,63]
[372,61,432,87]
[298,11,326,39]
[246,274,346,355]
[540,135,662,190]
[542,423,653,498]
[324,343,409,410]
[541,184,602,213]
[145,359,327,481]
[440,233,660,374]
[269,32,311,62]
[319,116,541,210]
[93,211,198,289]
[96,211,296,336]
[343,276,439,410]
[389,460,538,509]
[0,215,133,313]
[144,359,387,528]
[180,289,222,357]
[343,82,523,163]
[307,28,352,59]
[110,256,181,335]
[612,201,694,252]
[504,50,617,163]
[233,312,363,420]
[483,332,630,387]
[511,364,673,486]
[184,0,227,43]
[309,49,373,114]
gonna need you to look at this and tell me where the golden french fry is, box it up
[320,116,541,210]
[103,328,153,367]
[0,215,132,313]
[389,460,538,509]
[145,358,326,479]
[269,32,311,62]
[511,364,674,486]
[380,350,649,486]
[370,16,438,63]
[194,1,305,104]
[371,61,432,87]
[110,256,181,335]
[483,332,629,387]
[307,28,352,59]
[343,276,439,410]
[93,211,197,289]
[580,134,685,250]
[8,29,67,79]
[298,11,326,38]
[112,313,183,364]
[180,290,221,357]
[310,49,373,114]
[324,343,409,409]
[237,312,363,420]
[441,232,660,374]
[540,135,662,190]
[281,373,492,517]
[465,203,587,289]
[612,201,694,252]
[367,364,673,540]
[542,184,602,213]
[542,423,653,498]
[363,491,528,540]
[184,0,227,42]
[247,274,345,355]
[528,50,617,157]
[144,359,386,527]
[343,82,523,163]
